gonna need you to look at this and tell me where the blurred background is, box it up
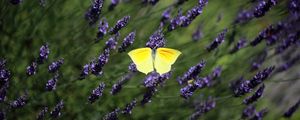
[0,0,300,119]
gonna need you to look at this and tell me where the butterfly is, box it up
[128,47,181,75]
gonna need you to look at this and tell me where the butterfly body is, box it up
[128,47,181,75]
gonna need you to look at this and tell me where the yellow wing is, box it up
[154,48,181,75]
[128,48,154,74]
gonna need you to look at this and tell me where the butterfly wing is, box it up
[154,48,181,75]
[128,48,154,74]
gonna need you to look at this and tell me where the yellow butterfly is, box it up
[128,47,181,75]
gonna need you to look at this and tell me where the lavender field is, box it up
[0,0,300,120]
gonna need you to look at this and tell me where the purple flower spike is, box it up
[50,100,64,118]
[37,107,48,120]
[38,44,50,64]
[180,84,198,99]
[80,64,90,79]
[109,0,120,11]
[253,0,277,18]
[231,77,253,96]
[111,73,134,95]
[243,84,265,105]
[275,33,299,54]
[0,85,8,102]
[0,69,10,83]
[250,108,268,120]
[283,99,300,118]
[144,72,160,88]
[103,108,120,120]
[192,26,203,42]
[206,29,228,52]
[96,18,109,41]
[249,66,274,88]
[211,66,222,79]
[182,6,204,27]
[250,51,267,71]
[168,9,184,31]
[146,29,165,49]
[105,36,118,50]
[141,87,157,105]
[177,60,206,85]
[234,10,254,24]
[276,54,300,73]
[45,74,59,91]
[190,97,215,120]
[161,8,172,26]
[48,58,64,73]
[242,105,256,119]
[110,16,130,34]
[98,49,110,67]
[230,38,247,54]
[198,0,208,5]
[85,0,104,25]
[10,0,22,5]
[118,31,136,52]
[26,61,38,76]
[122,99,137,115]
[88,82,105,103]
[90,60,103,76]
[10,92,28,109]
[149,0,159,5]
[128,62,138,72]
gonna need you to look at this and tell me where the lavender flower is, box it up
[146,29,165,49]
[250,108,268,120]
[80,64,90,79]
[110,16,130,34]
[45,74,59,91]
[105,36,118,50]
[211,66,222,79]
[181,77,211,99]
[276,54,300,73]
[26,61,38,76]
[198,0,208,5]
[250,22,283,46]
[10,0,22,5]
[37,107,48,120]
[128,62,137,72]
[48,58,64,73]
[118,31,136,52]
[283,99,300,118]
[206,29,228,52]
[96,18,109,41]
[111,72,134,95]
[180,84,198,99]
[50,100,64,118]
[122,99,137,115]
[0,67,11,83]
[177,60,206,85]
[230,38,247,54]
[38,44,50,64]
[192,26,203,42]
[0,58,6,68]
[10,92,28,109]
[88,82,105,103]
[181,5,205,27]
[288,0,300,16]
[231,77,253,96]
[275,33,299,54]
[248,66,274,88]
[234,10,254,24]
[190,97,215,120]
[168,9,184,31]
[90,60,103,76]
[141,87,156,105]
[243,84,265,105]
[103,108,120,120]
[144,72,171,88]
[109,0,120,11]
[253,0,277,18]
[85,0,104,25]
[161,8,172,26]
[149,0,159,5]
[242,105,256,119]
[0,86,7,102]
[250,51,267,71]
[99,49,110,67]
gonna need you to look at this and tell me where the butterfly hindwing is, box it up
[128,47,154,74]
[154,48,181,75]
